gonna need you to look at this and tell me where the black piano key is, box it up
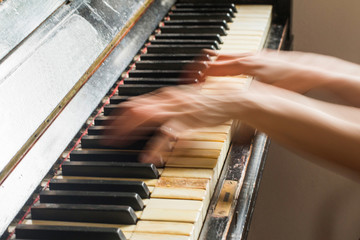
[171,8,235,18]
[159,26,226,36]
[140,53,212,61]
[81,135,148,150]
[146,44,216,54]
[123,77,198,85]
[94,116,154,126]
[70,149,139,161]
[31,204,137,224]
[128,70,203,79]
[49,179,150,198]
[62,161,159,179]
[135,60,208,71]
[15,224,126,240]
[117,84,166,96]
[104,104,122,116]
[107,100,200,116]
[88,126,110,135]
[155,33,223,44]
[94,116,118,126]
[87,126,158,136]
[39,190,144,211]
[164,19,229,30]
[175,3,237,13]
[109,96,129,104]
[94,115,138,125]
[168,13,233,22]
[150,39,220,50]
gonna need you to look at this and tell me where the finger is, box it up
[139,116,199,166]
[119,87,184,111]
[205,58,254,76]
[260,50,317,66]
[215,52,255,61]
[102,106,159,146]
[202,49,255,61]
[181,61,209,82]
[201,49,219,57]
[140,125,179,167]
[122,85,189,105]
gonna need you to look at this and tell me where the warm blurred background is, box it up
[248,0,360,239]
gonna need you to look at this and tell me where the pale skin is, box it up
[205,50,360,106]
[106,51,360,173]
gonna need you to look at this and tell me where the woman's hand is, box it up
[103,79,360,172]
[204,50,360,95]
[105,83,249,166]
[102,50,360,172]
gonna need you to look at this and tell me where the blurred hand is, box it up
[102,50,360,172]
[204,50,360,93]
[105,82,249,166]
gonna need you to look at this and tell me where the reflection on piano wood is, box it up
[4,3,273,240]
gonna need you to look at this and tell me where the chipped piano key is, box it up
[134,220,194,236]
[130,233,190,240]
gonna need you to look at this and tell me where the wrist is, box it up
[229,82,269,122]
[292,66,332,93]
[325,72,360,90]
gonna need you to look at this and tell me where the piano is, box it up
[0,0,292,239]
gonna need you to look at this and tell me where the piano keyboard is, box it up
[11,3,272,240]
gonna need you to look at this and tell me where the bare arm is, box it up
[238,82,360,172]
[205,50,360,106]
[107,81,360,172]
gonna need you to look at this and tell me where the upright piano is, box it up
[0,0,292,239]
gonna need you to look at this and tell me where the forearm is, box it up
[261,64,360,105]
[206,51,360,106]
[261,50,360,76]
[235,83,360,171]
[323,73,360,107]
